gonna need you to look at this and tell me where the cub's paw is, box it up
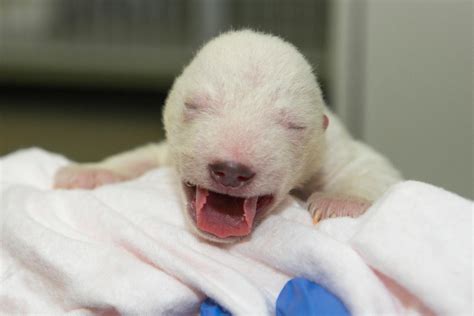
[307,193,372,224]
[54,165,126,190]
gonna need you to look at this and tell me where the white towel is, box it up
[1,148,471,315]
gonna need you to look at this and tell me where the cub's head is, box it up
[163,30,328,242]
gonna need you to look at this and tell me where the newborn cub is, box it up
[55,30,401,243]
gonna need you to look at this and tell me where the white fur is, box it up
[164,30,327,201]
[54,30,402,241]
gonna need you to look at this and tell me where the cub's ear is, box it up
[323,115,329,131]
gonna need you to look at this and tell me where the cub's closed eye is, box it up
[185,102,199,110]
[278,109,306,131]
[183,102,202,122]
[287,123,307,130]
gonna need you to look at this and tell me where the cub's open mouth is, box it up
[183,182,273,238]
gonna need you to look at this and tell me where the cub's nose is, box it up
[208,161,256,188]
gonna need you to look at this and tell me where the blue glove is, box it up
[276,277,350,316]
[200,298,231,316]
[200,277,350,316]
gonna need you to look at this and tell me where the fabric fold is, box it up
[1,148,471,315]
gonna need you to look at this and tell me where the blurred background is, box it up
[0,0,472,198]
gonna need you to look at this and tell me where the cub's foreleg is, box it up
[305,116,402,223]
[307,142,401,223]
[54,142,169,189]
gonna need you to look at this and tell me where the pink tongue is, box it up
[195,187,258,238]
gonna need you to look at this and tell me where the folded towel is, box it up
[1,148,471,315]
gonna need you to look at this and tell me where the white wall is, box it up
[330,0,473,198]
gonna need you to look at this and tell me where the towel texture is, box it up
[1,148,471,315]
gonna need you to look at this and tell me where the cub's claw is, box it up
[307,193,372,224]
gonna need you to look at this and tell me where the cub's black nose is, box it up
[208,161,255,188]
